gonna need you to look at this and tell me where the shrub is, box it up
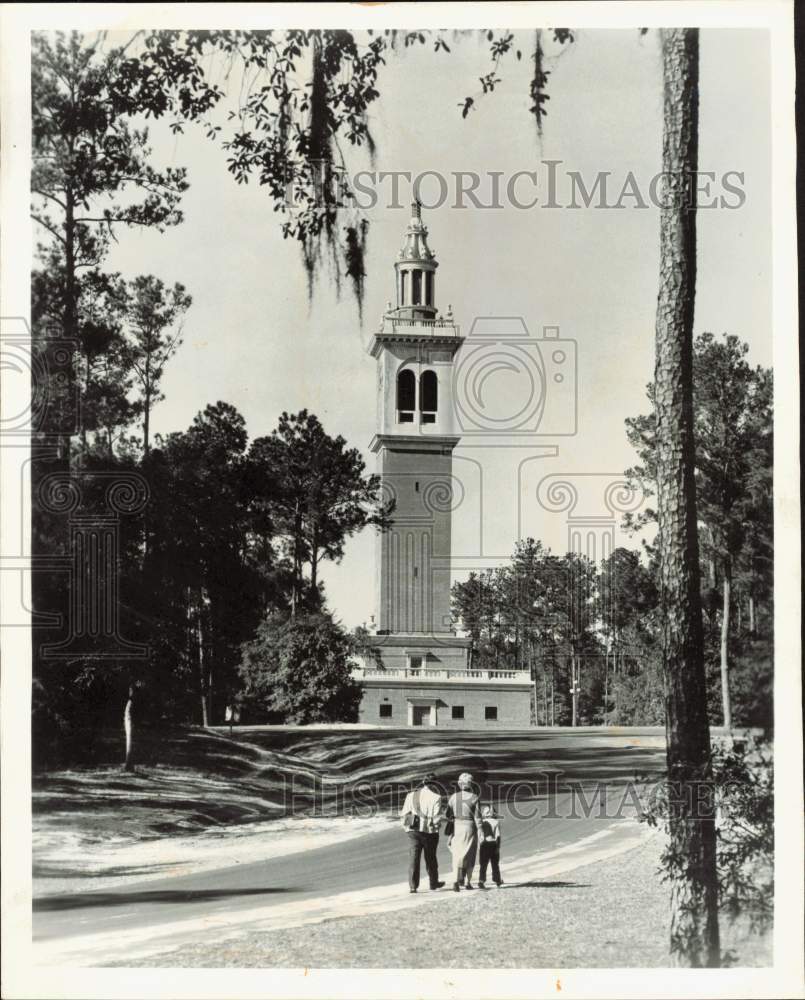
[238,611,362,724]
[641,735,774,962]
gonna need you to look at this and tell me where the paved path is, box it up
[33,732,664,965]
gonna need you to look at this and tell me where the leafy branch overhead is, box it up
[102,28,574,309]
[459,29,574,129]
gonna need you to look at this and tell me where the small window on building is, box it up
[379,703,392,718]
[485,706,498,721]
[400,271,408,305]
[452,705,464,720]
[397,369,415,423]
[425,271,434,306]
[412,269,422,305]
[420,370,437,424]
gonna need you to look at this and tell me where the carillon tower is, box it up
[364,202,471,674]
[351,203,533,728]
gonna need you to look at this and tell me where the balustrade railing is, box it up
[352,666,530,682]
[381,317,460,335]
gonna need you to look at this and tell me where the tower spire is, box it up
[393,202,438,320]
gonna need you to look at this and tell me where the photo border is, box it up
[1,3,800,999]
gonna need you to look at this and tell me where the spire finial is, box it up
[412,199,422,221]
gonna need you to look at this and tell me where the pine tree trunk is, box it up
[143,381,151,457]
[310,529,319,602]
[720,568,732,731]
[63,190,78,466]
[197,596,209,727]
[207,608,214,726]
[655,28,720,968]
[571,650,578,727]
[291,504,301,618]
[124,686,134,771]
[141,377,152,563]
[80,351,90,458]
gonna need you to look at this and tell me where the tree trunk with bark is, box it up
[63,189,77,466]
[124,685,134,771]
[143,375,151,458]
[291,502,302,618]
[309,521,320,603]
[570,648,578,727]
[655,27,720,967]
[80,350,90,458]
[720,563,733,731]
[197,592,209,727]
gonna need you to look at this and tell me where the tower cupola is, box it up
[392,200,438,320]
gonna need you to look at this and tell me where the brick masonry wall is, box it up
[377,445,455,634]
[358,681,532,729]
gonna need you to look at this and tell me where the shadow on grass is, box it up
[33,863,178,879]
[34,886,295,912]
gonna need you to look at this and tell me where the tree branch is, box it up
[31,212,66,245]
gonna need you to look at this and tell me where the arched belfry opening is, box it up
[420,370,438,423]
[396,369,415,423]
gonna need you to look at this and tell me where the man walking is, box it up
[400,772,446,893]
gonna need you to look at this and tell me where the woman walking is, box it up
[445,772,483,892]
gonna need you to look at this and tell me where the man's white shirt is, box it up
[400,785,444,833]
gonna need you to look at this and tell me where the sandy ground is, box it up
[34,814,655,967]
[108,833,772,969]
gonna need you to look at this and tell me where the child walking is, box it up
[478,804,504,889]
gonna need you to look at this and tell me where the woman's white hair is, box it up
[457,772,474,788]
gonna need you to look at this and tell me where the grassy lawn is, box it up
[108,834,772,969]
[34,725,666,844]
[33,726,668,888]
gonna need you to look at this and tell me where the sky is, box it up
[101,28,772,629]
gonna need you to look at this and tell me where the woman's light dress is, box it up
[446,789,483,884]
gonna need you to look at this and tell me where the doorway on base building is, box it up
[407,698,438,727]
[412,705,430,726]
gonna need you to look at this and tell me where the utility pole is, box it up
[570,667,581,728]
